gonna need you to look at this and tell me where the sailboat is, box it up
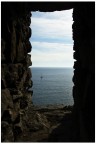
[40,74,43,79]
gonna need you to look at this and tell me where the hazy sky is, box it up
[30,9,74,67]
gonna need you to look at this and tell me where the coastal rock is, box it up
[27,112,50,132]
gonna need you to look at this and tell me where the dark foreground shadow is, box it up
[48,113,74,142]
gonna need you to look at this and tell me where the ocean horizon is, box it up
[30,67,74,106]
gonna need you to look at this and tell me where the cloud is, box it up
[31,9,73,21]
[31,41,73,53]
[30,9,74,67]
[31,41,74,67]
[30,10,73,41]
[30,17,72,39]
[31,52,74,67]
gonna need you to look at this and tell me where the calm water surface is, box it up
[30,67,74,106]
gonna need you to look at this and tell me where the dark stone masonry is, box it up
[1,2,95,142]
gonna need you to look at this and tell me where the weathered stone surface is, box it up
[22,26,31,39]
[20,98,28,109]
[26,54,32,67]
[1,78,7,89]
[23,91,33,107]
[27,112,50,132]
[1,39,6,61]
[18,71,28,90]
[10,20,17,63]
[24,79,33,90]
[27,67,32,79]
[5,71,19,88]
[13,92,23,101]
[1,121,14,142]
[1,3,33,142]
[11,89,23,100]
[14,122,23,134]
[16,37,25,62]
[1,65,7,89]
[1,89,13,117]
[26,41,32,53]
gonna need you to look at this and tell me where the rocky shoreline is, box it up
[15,104,73,142]
[32,104,73,110]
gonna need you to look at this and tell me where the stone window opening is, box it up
[1,2,95,142]
[29,9,74,107]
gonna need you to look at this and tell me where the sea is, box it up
[30,67,74,106]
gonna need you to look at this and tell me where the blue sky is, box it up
[30,9,74,67]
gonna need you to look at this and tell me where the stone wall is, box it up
[1,3,32,142]
[72,3,95,141]
[1,2,95,142]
